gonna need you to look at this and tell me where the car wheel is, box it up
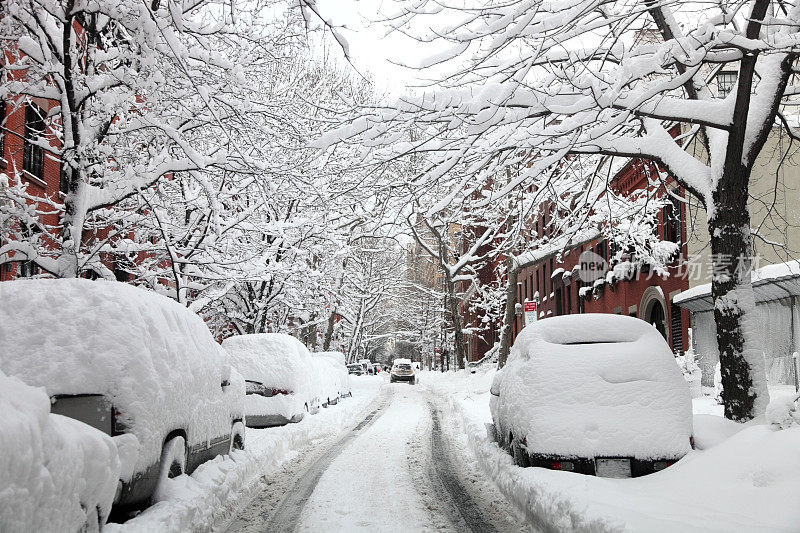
[230,421,245,452]
[512,441,530,467]
[154,436,187,502]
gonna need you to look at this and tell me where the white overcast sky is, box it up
[314,0,452,96]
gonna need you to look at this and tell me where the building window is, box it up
[663,194,682,245]
[555,287,563,316]
[23,103,45,179]
[18,260,39,278]
[59,164,70,195]
[566,284,572,314]
[717,71,737,98]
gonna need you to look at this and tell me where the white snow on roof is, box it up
[499,314,693,458]
[516,228,601,267]
[674,259,800,304]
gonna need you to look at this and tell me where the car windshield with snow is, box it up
[0,279,246,513]
[491,313,693,478]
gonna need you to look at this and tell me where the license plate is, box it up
[595,458,632,478]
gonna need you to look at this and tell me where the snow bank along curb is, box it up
[107,377,383,532]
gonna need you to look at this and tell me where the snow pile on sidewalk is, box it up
[424,369,800,532]
[107,376,383,532]
[0,370,119,532]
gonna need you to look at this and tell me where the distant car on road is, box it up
[390,359,417,385]
[491,313,693,478]
[223,333,318,428]
[347,363,365,376]
[358,359,373,374]
[0,279,246,512]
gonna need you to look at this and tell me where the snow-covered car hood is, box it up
[496,314,693,459]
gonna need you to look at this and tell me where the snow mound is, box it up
[0,370,119,531]
[499,314,692,459]
[0,279,244,474]
[766,392,800,429]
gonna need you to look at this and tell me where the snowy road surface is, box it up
[226,382,529,533]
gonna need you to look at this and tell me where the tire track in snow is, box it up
[428,401,498,533]
[260,389,393,533]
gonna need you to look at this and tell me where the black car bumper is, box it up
[390,373,415,382]
[526,454,680,477]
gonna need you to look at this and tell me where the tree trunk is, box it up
[710,171,770,421]
[446,286,467,369]
[498,256,518,368]
[322,308,337,351]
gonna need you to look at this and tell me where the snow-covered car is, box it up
[0,369,119,531]
[222,333,318,427]
[315,351,352,400]
[0,279,246,511]
[390,359,416,384]
[312,356,340,407]
[347,363,365,376]
[358,358,373,374]
[491,314,693,477]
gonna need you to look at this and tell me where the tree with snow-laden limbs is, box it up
[316,0,800,421]
[0,0,354,280]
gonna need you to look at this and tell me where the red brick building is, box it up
[511,158,690,354]
[459,157,691,362]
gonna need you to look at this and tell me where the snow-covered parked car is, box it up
[222,333,318,427]
[0,279,246,511]
[315,351,352,402]
[491,314,693,477]
[0,369,119,531]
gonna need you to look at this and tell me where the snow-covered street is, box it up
[226,381,529,533]
[5,1,800,531]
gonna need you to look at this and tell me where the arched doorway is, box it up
[647,300,667,339]
[638,286,669,341]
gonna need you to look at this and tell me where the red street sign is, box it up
[524,301,537,312]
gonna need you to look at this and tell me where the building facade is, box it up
[506,158,691,353]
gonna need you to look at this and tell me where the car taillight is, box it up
[690,435,695,449]
[653,461,674,471]
[272,389,291,395]
[552,461,575,471]
[112,408,128,435]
